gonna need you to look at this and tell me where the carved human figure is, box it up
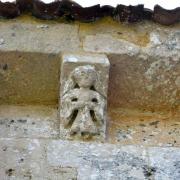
[61,65,106,138]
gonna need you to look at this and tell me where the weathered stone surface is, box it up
[0,137,179,180]
[0,138,47,179]
[0,17,179,180]
[0,105,179,146]
[0,51,60,105]
[83,26,180,58]
[87,29,179,111]
[0,105,59,138]
[47,140,150,180]
[83,34,140,56]
[108,53,179,111]
[148,147,180,180]
[0,138,78,180]
[108,108,180,146]
[143,30,180,58]
[0,22,80,53]
[60,53,110,141]
[82,27,180,111]
[0,19,179,112]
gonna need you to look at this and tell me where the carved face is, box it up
[73,66,97,88]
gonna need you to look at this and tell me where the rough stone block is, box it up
[0,138,78,180]
[148,147,180,180]
[60,52,110,141]
[0,105,59,138]
[0,22,80,53]
[83,34,140,56]
[0,51,60,105]
[47,140,149,180]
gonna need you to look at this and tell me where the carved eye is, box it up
[74,84,80,88]
[72,98,78,102]
[92,98,98,103]
[90,86,96,91]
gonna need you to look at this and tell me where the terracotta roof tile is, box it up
[0,0,179,25]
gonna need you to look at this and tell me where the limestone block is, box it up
[47,140,149,180]
[0,105,59,138]
[148,147,180,180]
[0,138,78,179]
[0,22,80,53]
[60,52,110,141]
[83,34,140,56]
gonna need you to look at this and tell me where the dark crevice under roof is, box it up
[0,0,180,25]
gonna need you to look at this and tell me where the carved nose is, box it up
[80,120,97,136]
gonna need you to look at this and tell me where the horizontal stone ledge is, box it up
[83,31,180,58]
[83,34,140,56]
[0,50,179,111]
[0,137,179,179]
[0,22,80,54]
[0,20,179,58]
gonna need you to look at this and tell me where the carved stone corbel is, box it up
[60,53,110,141]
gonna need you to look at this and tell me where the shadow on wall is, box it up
[108,54,180,112]
[0,51,60,105]
[0,51,179,113]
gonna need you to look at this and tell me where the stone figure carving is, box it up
[60,65,106,139]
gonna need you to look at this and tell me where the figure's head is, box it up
[72,65,97,88]
[63,65,105,96]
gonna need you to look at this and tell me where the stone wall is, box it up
[0,17,179,112]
